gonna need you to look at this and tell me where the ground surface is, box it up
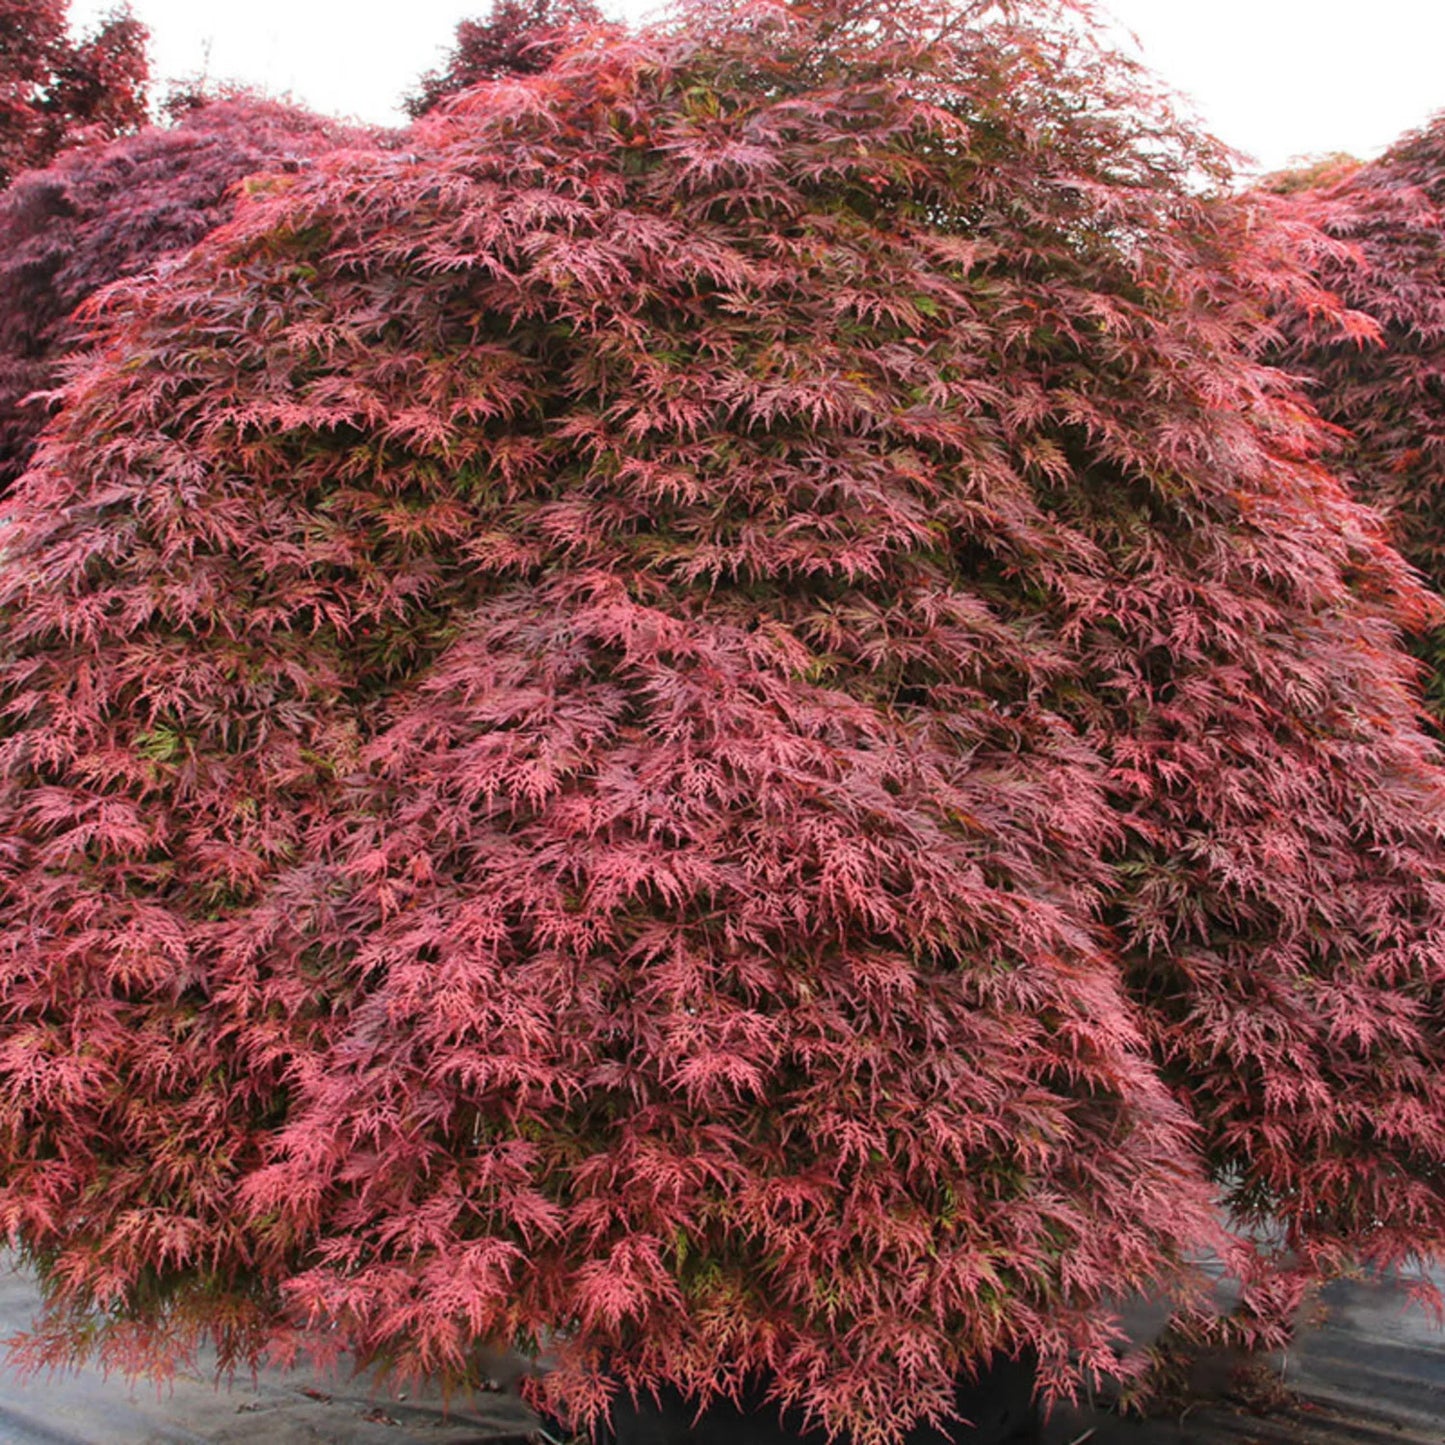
[0,1266,539,1444]
[0,1265,1441,1442]
[1042,1271,1445,1445]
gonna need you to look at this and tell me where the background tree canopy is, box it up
[0,0,147,189]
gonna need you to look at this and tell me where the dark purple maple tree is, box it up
[0,0,148,190]
[3,1,1445,1440]
[0,95,375,492]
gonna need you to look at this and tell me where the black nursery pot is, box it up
[584,1355,1039,1445]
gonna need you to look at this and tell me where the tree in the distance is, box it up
[0,95,376,492]
[4,1,1445,1441]
[0,0,147,190]
[405,0,605,117]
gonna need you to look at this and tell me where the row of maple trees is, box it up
[3,0,1445,1441]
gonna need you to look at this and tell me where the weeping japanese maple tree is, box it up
[4,0,1445,1440]
[0,95,375,491]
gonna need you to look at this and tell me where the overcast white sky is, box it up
[69,0,1445,177]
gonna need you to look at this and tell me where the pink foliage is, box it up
[406,0,607,118]
[0,97,376,490]
[1265,118,1445,718]
[2,2,1445,1440]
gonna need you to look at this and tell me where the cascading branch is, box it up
[2,0,1445,1439]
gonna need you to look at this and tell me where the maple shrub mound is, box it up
[1265,116,1445,715]
[0,95,376,492]
[5,0,1445,1438]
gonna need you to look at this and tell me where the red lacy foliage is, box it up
[1265,117,1445,713]
[405,0,607,118]
[3,1,1445,1440]
[0,0,147,189]
[0,97,374,492]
